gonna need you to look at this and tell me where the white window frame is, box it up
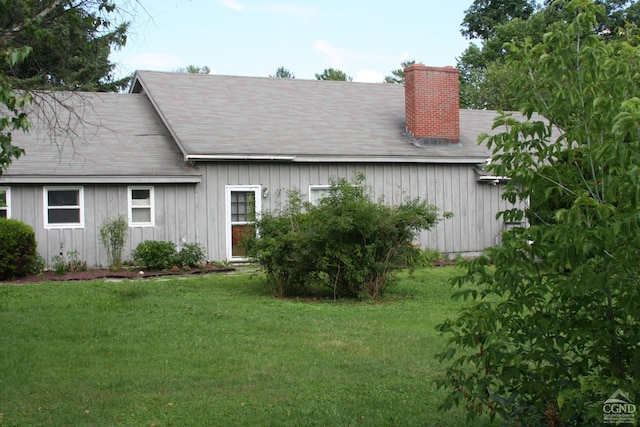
[309,185,331,205]
[225,185,262,261]
[44,186,84,229]
[128,186,155,227]
[0,187,10,219]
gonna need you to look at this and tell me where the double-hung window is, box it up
[0,187,10,218]
[128,186,154,226]
[309,185,330,205]
[44,187,84,228]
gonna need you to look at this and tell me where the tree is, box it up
[270,66,295,79]
[314,68,352,81]
[457,0,640,109]
[461,0,537,40]
[438,1,640,424]
[384,60,416,84]
[176,65,211,74]
[0,0,131,174]
[1,1,129,91]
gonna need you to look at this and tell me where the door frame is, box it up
[225,185,262,261]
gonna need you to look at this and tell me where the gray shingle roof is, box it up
[2,91,201,183]
[133,70,498,164]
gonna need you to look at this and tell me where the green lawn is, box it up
[0,266,492,426]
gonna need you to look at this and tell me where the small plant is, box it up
[28,254,46,275]
[175,242,206,268]
[418,247,443,266]
[66,250,87,272]
[99,216,129,270]
[132,240,177,271]
[51,243,67,275]
[51,245,87,274]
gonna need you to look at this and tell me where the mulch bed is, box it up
[3,264,236,285]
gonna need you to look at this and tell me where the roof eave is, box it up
[186,154,486,164]
[0,175,202,184]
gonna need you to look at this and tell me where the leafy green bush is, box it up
[436,4,640,425]
[99,216,128,270]
[175,242,206,268]
[0,218,38,280]
[132,240,176,270]
[245,174,443,298]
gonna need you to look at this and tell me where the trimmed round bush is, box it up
[0,218,38,280]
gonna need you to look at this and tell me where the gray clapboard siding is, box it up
[196,162,512,260]
[7,162,514,267]
[8,184,200,267]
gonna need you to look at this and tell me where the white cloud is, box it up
[354,69,384,83]
[262,5,318,19]
[312,40,346,69]
[219,0,246,11]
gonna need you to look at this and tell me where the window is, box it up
[309,185,330,205]
[128,186,154,226]
[0,187,10,218]
[44,187,84,228]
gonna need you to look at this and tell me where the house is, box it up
[1,64,519,267]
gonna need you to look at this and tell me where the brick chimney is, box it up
[404,64,460,145]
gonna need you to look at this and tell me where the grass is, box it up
[0,266,492,426]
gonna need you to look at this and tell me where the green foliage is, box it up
[132,240,177,271]
[245,174,442,298]
[176,65,211,74]
[0,218,37,280]
[419,248,445,266]
[438,2,640,425]
[27,253,46,276]
[175,242,206,268]
[457,0,640,110]
[384,60,417,84]
[461,0,537,41]
[132,240,206,270]
[51,248,87,275]
[270,66,295,79]
[0,1,130,91]
[315,68,353,81]
[99,216,128,270]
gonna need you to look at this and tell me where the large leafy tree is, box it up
[438,1,640,425]
[0,0,130,174]
[461,0,537,40]
[458,0,640,109]
[315,68,352,81]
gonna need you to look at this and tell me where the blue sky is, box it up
[111,0,475,82]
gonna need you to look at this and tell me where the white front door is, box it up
[225,185,261,260]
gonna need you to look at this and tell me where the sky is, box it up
[111,0,476,83]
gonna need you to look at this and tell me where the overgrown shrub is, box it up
[99,216,128,270]
[175,242,206,268]
[0,218,38,280]
[132,240,176,270]
[245,174,445,298]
